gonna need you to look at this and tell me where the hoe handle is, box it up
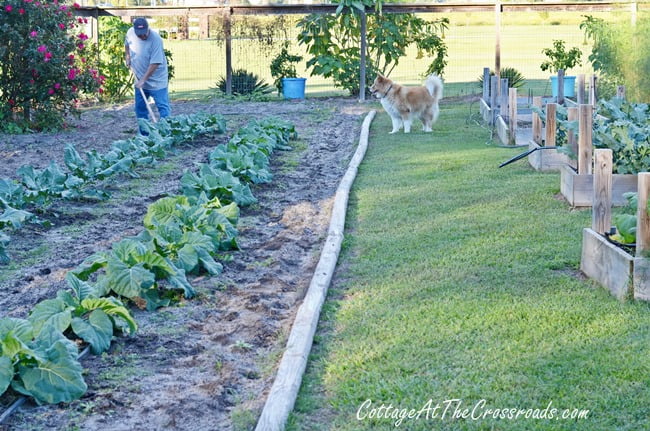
[131,67,158,123]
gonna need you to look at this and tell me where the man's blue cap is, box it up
[133,18,148,36]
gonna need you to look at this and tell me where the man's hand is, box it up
[135,79,145,89]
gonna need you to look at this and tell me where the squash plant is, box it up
[610,192,650,246]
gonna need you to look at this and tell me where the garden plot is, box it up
[0,97,368,430]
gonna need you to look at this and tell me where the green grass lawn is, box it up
[285,100,650,431]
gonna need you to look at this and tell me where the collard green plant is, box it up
[297,0,448,95]
[72,237,194,311]
[609,192,650,246]
[592,98,650,174]
[0,318,87,404]
[28,273,137,355]
[137,194,239,276]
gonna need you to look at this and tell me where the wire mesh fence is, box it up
[86,4,648,99]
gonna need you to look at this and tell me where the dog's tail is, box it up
[424,74,443,100]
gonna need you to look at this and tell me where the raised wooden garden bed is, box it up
[562,166,637,207]
[528,100,573,171]
[560,104,637,207]
[479,68,519,146]
[580,150,650,301]
[527,75,599,172]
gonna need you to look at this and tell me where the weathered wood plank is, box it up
[636,173,650,255]
[592,149,612,234]
[561,166,637,207]
[578,104,593,175]
[581,228,633,300]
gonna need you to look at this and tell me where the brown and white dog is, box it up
[369,74,443,134]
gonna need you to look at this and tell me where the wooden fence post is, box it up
[508,87,517,145]
[532,96,542,145]
[223,8,232,95]
[500,78,509,118]
[545,102,557,147]
[637,173,650,256]
[592,149,613,234]
[577,74,585,104]
[490,76,498,125]
[482,67,490,102]
[589,75,598,106]
[578,104,593,175]
[567,106,579,170]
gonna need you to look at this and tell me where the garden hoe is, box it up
[130,67,158,123]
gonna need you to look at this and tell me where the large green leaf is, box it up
[112,238,148,266]
[104,258,155,299]
[613,213,637,244]
[0,356,13,395]
[28,298,73,336]
[0,206,33,230]
[0,318,34,358]
[80,298,137,335]
[16,327,86,404]
[144,195,189,228]
[73,251,109,281]
[66,272,100,300]
[71,310,113,355]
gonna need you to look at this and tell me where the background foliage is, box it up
[581,14,650,102]
[0,0,104,131]
[297,0,448,95]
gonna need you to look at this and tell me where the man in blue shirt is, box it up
[124,18,170,132]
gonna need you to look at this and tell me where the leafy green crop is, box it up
[72,238,194,311]
[1,115,296,407]
[0,318,87,404]
[137,194,239,276]
[610,192,650,245]
[592,99,650,174]
[0,113,227,264]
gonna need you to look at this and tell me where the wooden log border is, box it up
[255,110,377,431]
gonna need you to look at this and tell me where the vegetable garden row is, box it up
[0,113,296,409]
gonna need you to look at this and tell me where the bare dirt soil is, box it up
[0,97,371,431]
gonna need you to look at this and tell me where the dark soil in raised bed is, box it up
[0,96,371,431]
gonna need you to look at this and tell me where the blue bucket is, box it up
[282,78,306,99]
[550,75,576,98]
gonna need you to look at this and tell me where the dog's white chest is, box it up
[380,97,400,118]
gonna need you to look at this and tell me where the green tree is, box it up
[581,15,650,102]
[96,16,175,101]
[297,0,448,95]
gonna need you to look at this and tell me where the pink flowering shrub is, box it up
[0,0,104,131]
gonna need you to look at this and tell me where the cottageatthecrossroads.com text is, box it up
[357,398,590,427]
